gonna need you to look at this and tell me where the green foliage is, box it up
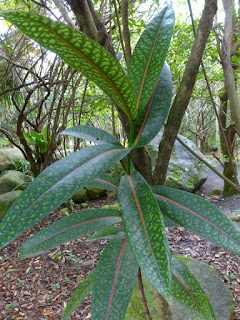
[152,185,240,255]
[119,172,172,302]
[92,239,139,320]
[11,158,31,175]
[128,5,174,113]
[61,125,122,148]
[1,11,137,122]
[0,5,238,320]
[172,256,215,319]
[23,127,51,154]
[61,271,94,320]
[20,209,121,258]
[0,144,131,248]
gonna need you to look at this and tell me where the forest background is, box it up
[0,0,239,195]
[0,0,240,319]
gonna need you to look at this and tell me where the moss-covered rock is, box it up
[72,186,106,204]
[71,188,88,203]
[0,148,24,172]
[172,257,233,320]
[147,132,208,192]
[0,170,26,195]
[126,258,233,320]
[85,186,106,200]
[210,188,222,196]
[0,190,22,221]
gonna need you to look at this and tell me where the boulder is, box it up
[0,170,26,195]
[72,186,106,204]
[147,133,208,192]
[125,257,233,320]
[72,188,88,204]
[0,190,22,221]
[172,257,233,320]
[0,148,25,172]
[85,186,106,200]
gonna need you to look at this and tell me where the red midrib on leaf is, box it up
[136,8,167,108]
[10,148,117,229]
[172,271,202,310]
[32,17,133,120]
[127,176,156,259]
[29,216,121,247]
[95,178,118,190]
[154,193,235,241]
[135,81,158,144]
[106,239,127,320]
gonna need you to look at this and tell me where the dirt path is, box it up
[199,164,240,216]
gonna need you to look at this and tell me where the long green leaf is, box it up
[20,209,122,258]
[119,172,172,302]
[0,145,131,249]
[87,226,124,241]
[134,62,172,148]
[128,5,174,112]
[172,256,215,320]
[61,271,94,320]
[2,11,137,120]
[152,185,240,255]
[61,125,123,148]
[92,239,138,320]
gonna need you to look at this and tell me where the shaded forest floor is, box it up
[0,189,240,320]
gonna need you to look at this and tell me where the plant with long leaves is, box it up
[0,5,239,320]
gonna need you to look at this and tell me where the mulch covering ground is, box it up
[0,194,240,320]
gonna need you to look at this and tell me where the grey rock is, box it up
[173,258,233,320]
[0,170,26,195]
[0,190,22,221]
[0,148,24,172]
[147,133,208,192]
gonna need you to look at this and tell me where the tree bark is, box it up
[221,0,240,135]
[121,0,132,67]
[219,90,239,195]
[153,0,218,185]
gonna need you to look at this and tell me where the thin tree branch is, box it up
[121,0,132,66]
[113,0,128,65]
[177,135,240,193]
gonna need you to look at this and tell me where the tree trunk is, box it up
[153,0,218,185]
[221,0,240,135]
[219,90,239,195]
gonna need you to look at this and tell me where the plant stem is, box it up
[137,270,152,320]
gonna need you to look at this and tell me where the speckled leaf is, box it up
[128,5,174,112]
[87,173,119,192]
[91,239,139,320]
[172,256,215,320]
[61,125,122,148]
[152,186,240,255]
[134,62,172,148]
[119,172,172,302]
[87,226,125,241]
[1,11,137,121]
[20,209,122,258]
[61,271,94,320]
[0,145,131,250]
